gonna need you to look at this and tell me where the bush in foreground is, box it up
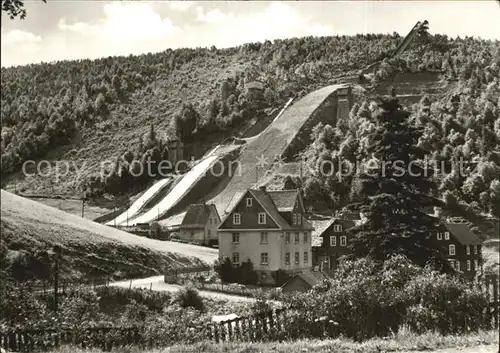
[282,255,490,341]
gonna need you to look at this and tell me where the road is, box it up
[110,275,257,302]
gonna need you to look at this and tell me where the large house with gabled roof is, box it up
[217,186,313,285]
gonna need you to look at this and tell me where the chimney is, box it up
[259,185,266,192]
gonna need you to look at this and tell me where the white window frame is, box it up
[303,232,308,243]
[474,259,479,270]
[474,245,478,254]
[304,251,308,264]
[297,214,302,225]
[292,213,297,225]
[334,224,342,232]
[260,232,268,244]
[295,252,300,264]
[340,236,347,247]
[232,232,240,244]
[260,252,268,265]
[437,232,442,240]
[285,252,290,265]
[449,244,455,256]
[444,231,450,240]
[258,212,266,225]
[295,232,300,244]
[233,213,241,225]
[467,260,471,271]
[466,245,470,255]
[449,260,455,270]
[246,198,252,207]
[456,261,460,271]
[285,232,290,244]
[232,252,240,264]
[330,236,337,247]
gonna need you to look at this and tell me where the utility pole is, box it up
[53,245,61,313]
[81,197,85,218]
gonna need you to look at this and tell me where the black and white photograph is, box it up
[1,0,499,352]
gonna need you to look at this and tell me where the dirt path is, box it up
[110,276,257,302]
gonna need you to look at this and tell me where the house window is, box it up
[449,260,455,270]
[261,252,268,265]
[474,259,479,270]
[295,252,300,264]
[246,198,252,207]
[473,245,478,254]
[232,252,240,264]
[330,236,337,247]
[340,236,347,247]
[295,232,300,244]
[437,232,442,240]
[449,244,455,256]
[292,213,297,225]
[297,214,302,225]
[304,251,308,264]
[232,232,240,243]
[260,232,268,244]
[285,232,290,244]
[334,225,342,232]
[285,252,290,265]
[258,212,266,224]
[466,245,470,255]
[467,260,471,271]
[444,231,450,240]
[456,261,461,271]
[233,213,241,225]
[303,232,308,243]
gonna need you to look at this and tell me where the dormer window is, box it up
[258,213,266,224]
[246,198,252,207]
[444,231,450,240]
[292,213,297,225]
[334,225,342,232]
[233,213,241,225]
[297,214,302,225]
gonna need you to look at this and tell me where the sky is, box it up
[1,1,499,68]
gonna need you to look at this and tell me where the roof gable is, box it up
[181,204,215,228]
[248,189,291,229]
[444,222,482,245]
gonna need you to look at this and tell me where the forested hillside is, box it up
[1,33,499,225]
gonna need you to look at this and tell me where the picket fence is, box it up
[0,326,140,352]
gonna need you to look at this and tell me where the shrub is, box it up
[282,255,490,340]
[172,286,204,311]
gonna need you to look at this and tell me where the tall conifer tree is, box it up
[348,95,449,270]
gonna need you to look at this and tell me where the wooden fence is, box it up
[0,326,140,352]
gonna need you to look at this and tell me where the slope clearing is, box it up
[1,190,217,280]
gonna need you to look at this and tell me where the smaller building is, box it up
[311,217,356,273]
[433,221,483,279]
[179,204,220,246]
[281,271,329,293]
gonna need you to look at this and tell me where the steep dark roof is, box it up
[310,218,356,247]
[282,271,328,289]
[219,188,312,230]
[268,190,299,212]
[180,204,218,229]
[444,222,482,245]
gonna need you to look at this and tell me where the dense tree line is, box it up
[298,37,500,222]
[1,33,498,201]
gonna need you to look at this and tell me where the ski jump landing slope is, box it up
[125,155,220,226]
[208,84,352,215]
[107,178,172,226]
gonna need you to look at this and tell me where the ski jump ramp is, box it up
[107,178,172,226]
[124,155,220,226]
